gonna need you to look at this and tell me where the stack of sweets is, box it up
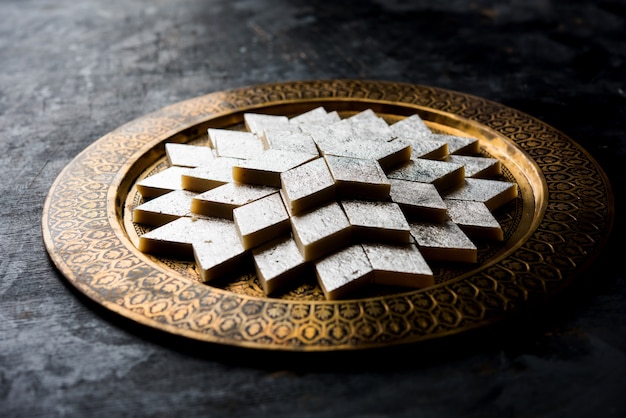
[133,107,518,299]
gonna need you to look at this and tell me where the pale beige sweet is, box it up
[345,108,378,122]
[344,110,395,142]
[444,199,504,241]
[443,178,518,210]
[408,138,449,160]
[388,179,447,223]
[280,157,336,215]
[136,166,192,199]
[289,201,352,261]
[181,157,241,192]
[232,149,318,187]
[320,137,412,171]
[390,114,432,141]
[430,133,479,155]
[390,114,449,160]
[305,120,358,149]
[244,113,290,136]
[387,158,465,191]
[252,236,308,295]
[139,216,245,272]
[341,199,411,244]
[409,220,478,263]
[446,155,501,178]
[191,182,278,220]
[324,155,390,199]
[362,243,434,288]
[139,216,246,282]
[289,106,340,126]
[288,106,328,125]
[138,216,207,256]
[372,139,414,171]
[165,143,215,167]
[262,129,320,155]
[314,244,374,300]
[233,192,291,250]
[390,114,479,159]
[208,128,264,159]
[133,190,196,226]
[304,118,411,170]
[292,113,342,134]
[192,221,248,282]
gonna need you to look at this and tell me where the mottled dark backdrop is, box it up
[1,0,625,416]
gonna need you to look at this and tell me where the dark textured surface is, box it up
[1,0,625,416]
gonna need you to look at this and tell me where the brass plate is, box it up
[42,80,614,351]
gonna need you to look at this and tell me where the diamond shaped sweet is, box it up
[325,155,390,199]
[262,129,320,155]
[289,106,340,127]
[165,143,215,168]
[431,133,479,155]
[314,244,375,300]
[320,137,412,171]
[289,201,351,262]
[443,178,518,210]
[446,155,501,178]
[387,158,465,191]
[344,110,395,142]
[209,128,264,159]
[180,157,241,193]
[136,166,193,198]
[244,113,290,136]
[388,179,447,222]
[232,149,318,187]
[138,216,210,256]
[139,216,246,282]
[233,192,291,250]
[133,190,196,226]
[192,221,248,282]
[362,242,434,288]
[280,157,336,215]
[191,182,277,219]
[252,236,308,295]
[391,114,432,138]
[444,199,503,241]
[408,138,449,160]
[341,199,410,244]
[409,219,477,263]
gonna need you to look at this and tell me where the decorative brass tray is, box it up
[42,80,614,351]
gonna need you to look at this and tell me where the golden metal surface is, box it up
[42,80,614,351]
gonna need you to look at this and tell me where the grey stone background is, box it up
[1,0,625,416]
